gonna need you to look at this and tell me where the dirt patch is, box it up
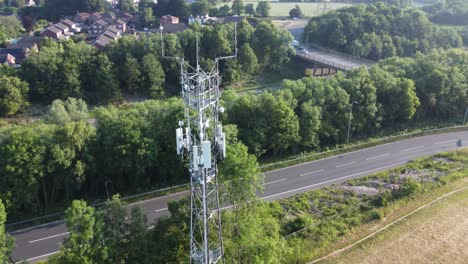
[340,186,379,197]
[322,189,468,264]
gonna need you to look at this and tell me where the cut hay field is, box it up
[320,183,468,264]
[217,1,356,17]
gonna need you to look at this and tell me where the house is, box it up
[103,29,119,40]
[121,12,133,22]
[25,0,35,6]
[90,12,103,22]
[88,19,108,36]
[41,26,63,39]
[161,23,187,34]
[62,19,77,30]
[114,19,126,33]
[6,42,38,52]
[53,23,69,35]
[189,15,210,25]
[160,15,179,25]
[94,35,113,49]
[74,12,91,23]
[0,54,16,66]
[103,12,117,23]
[0,48,30,63]
[107,25,120,35]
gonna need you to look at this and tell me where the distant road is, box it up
[10,130,468,263]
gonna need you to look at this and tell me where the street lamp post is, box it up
[305,30,312,51]
[105,180,112,201]
[346,101,358,145]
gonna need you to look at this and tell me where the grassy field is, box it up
[217,1,355,17]
[321,185,468,264]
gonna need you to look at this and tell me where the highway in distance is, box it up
[10,130,468,263]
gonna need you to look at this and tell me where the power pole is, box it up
[161,24,237,264]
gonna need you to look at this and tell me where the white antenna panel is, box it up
[220,133,226,159]
[176,128,183,155]
[192,145,199,171]
[202,141,211,169]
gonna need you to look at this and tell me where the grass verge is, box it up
[272,149,468,263]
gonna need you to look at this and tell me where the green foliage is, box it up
[0,76,29,116]
[47,98,89,125]
[256,1,270,17]
[0,15,23,44]
[231,0,244,15]
[245,3,255,16]
[289,5,303,18]
[0,199,14,263]
[43,0,106,20]
[303,3,462,60]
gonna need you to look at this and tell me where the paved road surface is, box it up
[296,48,374,71]
[10,130,468,263]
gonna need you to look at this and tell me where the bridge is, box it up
[295,46,376,76]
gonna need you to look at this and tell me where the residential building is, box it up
[74,12,91,23]
[114,19,127,33]
[94,35,113,49]
[90,12,103,22]
[25,0,35,7]
[88,19,108,37]
[0,54,16,66]
[0,48,31,63]
[161,23,187,34]
[41,26,63,39]
[53,23,69,35]
[160,15,179,25]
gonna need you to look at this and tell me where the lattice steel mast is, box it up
[160,24,237,264]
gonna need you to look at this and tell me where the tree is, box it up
[54,200,108,264]
[219,136,263,211]
[119,0,135,12]
[140,7,155,28]
[47,98,89,125]
[218,4,230,16]
[238,43,258,75]
[121,54,142,94]
[141,54,165,99]
[245,3,255,17]
[0,199,14,264]
[231,0,244,15]
[255,1,270,17]
[190,0,210,16]
[0,76,29,116]
[289,5,303,18]
[83,53,122,103]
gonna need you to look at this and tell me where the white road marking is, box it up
[299,169,325,177]
[400,145,425,152]
[262,162,406,200]
[264,178,287,186]
[366,153,390,160]
[434,140,457,145]
[29,232,69,243]
[16,251,61,263]
[336,162,357,168]
[155,208,168,213]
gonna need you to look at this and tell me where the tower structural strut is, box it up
[161,24,237,264]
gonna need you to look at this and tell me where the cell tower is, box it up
[160,24,237,264]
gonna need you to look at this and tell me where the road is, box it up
[10,130,468,263]
[296,47,374,71]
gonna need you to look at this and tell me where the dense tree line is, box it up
[303,3,462,60]
[1,49,466,220]
[0,21,292,115]
[424,0,468,25]
[224,49,466,156]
